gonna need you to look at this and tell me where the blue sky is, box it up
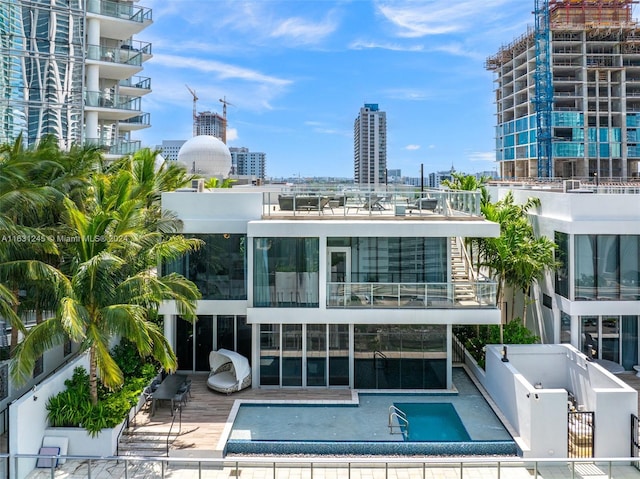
[139,0,535,178]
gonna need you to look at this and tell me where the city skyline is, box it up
[139,0,549,178]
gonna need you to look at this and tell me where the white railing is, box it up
[11,454,640,479]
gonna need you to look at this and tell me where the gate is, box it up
[568,411,594,458]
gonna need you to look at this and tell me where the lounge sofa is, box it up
[278,195,329,211]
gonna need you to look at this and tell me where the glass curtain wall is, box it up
[580,315,638,367]
[253,238,320,307]
[353,325,446,389]
[329,324,349,386]
[574,234,640,300]
[326,237,447,283]
[163,234,247,300]
[176,315,251,372]
[555,232,569,297]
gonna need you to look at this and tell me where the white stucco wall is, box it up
[9,353,89,479]
[476,344,636,458]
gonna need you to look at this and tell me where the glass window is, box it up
[581,316,598,358]
[282,324,302,386]
[260,324,280,385]
[560,312,571,343]
[353,325,446,389]
[575,235,596,299]
[555,232,569,298]
[621,236,640,300]
[307,324,327,387]
[162,234,247,300]
[621,316,638,370]
[601,316,620,362]
[253,238,320,308]
[329,324,349,386]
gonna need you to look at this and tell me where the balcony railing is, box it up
[119,39,152,55]
[263,188,483,218]
[327,282,497,309]
[87,0,152,22]
[87,44,142,66]
[84,90,141,111]
[84,138,141,156]
[121,113,150,126]
[119,76,151,90]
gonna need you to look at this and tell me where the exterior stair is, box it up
[118,427,180,457]
[450,237,477,304]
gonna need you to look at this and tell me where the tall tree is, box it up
[10,155,202,405]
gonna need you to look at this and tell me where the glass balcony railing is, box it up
[84,90,141,111]
[326,282,497,309]
[119,76,151,90]
[87,44,142,66]
[84,138,141,156]
[263,188,483,218]
[121,113,150,126]
[87,0,152,22]
[119,39,152,55]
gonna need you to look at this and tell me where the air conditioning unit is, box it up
[191,179,205,192]
[563,180,580,192]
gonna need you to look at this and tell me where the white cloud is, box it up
[271,15,339,45]
[375,0,514,38]
[468,151,496,162]
[152,54,292,87]
[349,40,424,52]
[405,144,421,151]
[226,128,239,142]
[383,88,431,101]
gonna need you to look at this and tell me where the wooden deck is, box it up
[126,374,353,457]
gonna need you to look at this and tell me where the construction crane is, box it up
[219,96,235,144]
[533,0,553,178]
[186,84,198,137]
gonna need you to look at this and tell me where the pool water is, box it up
[395,403,471,442]
[226,368,516,456]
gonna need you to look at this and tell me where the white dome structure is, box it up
[177,135,232,177]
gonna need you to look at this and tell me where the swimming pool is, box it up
[225,368,517,456]
[394,403,471,442]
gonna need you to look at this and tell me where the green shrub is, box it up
[454,318,539,368]
[46,341,159,436]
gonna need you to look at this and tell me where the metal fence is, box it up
[8,454,640,479]
[568,410,594,458]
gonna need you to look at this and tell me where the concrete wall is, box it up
[9,353,89,479]
[474,344,636,458]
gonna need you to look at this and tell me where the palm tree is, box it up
[204,176,236,189]
[10,166,202,405]
[474,192,555,342]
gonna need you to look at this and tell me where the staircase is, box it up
[118,428,174,456]
[450,237,477,304]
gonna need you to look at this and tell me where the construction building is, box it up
[486,0,640,180]
[354,103,387,186]
[195,111,225,139]
[0,0,153,156]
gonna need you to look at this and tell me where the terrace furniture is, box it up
[207,349,252,394]
[151,373,188,416]
[407,197,438,214]
[278,195,329,212]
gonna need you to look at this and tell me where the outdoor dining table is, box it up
[150,373,188,416]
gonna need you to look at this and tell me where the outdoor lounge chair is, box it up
[407,197,438,213]
[207,349,252,394]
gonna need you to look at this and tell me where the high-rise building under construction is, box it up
[487,0,640,180]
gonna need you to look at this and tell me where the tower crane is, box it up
[186,84,198,137]
[219,96,235,144]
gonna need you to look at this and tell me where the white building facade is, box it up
[160,188,500,389]
[354,104,387,187]
[492,184,640,372]
[0,0,153,156]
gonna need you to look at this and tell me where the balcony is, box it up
[85,138,141,157]
[87,0,152,39]
[119,113,151,130]
[87,44,142,66]
[85,90,141,120]
[119,76,151,96]
[262,189,483,219]
[326,282,497,309]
